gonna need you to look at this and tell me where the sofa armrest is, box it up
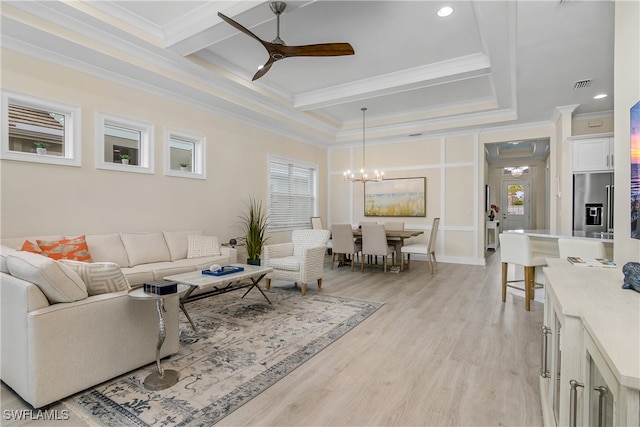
[220,246,237,264]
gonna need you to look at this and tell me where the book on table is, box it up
[567,257,616,268]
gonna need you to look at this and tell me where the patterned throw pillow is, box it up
[60,260,130,296]
[36,235,93,262]
[187,235,221,258]
[21,240,43,254]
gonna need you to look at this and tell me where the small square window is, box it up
[164,129,206,179]
[1,91,81,166]
[96,113,153,174]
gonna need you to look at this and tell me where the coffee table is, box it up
[128,284,190,391]
[164,264,273,331]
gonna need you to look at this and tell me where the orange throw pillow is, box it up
[21,240,43,254]
[36,235,93,262]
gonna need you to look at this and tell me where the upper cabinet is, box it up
[572,134,614,172]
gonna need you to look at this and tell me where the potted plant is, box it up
[120,154,130,165]
[180,163,188,172]
[34,142,48,155]
[238,197,269,265]
[489,204,499,221]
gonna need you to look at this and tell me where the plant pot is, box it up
[180,166,187,172]
[247,258,260,266]
[122,159,129,165]
[488,211,495,221]
[36,147,46,155]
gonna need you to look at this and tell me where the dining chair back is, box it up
[330,224,361,271]
[384,221,405,231]
[557,238,606,259]
[400,217,440,273]
[498,233,547,311]
[310,217,324,230]
[361,224,395,272]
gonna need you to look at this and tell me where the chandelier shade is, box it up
[344,108,384,183]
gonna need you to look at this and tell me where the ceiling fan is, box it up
[217,1,355,81]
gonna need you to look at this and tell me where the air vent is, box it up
[573,79,592,89]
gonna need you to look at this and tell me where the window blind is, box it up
[268,156,317,231]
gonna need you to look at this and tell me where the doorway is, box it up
[501,180,531,231]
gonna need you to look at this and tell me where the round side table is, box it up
[128,284,189,391]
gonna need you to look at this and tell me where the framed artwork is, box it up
[364,177,426,217]
[631,100,639,239]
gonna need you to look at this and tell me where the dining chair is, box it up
[384,221,405,231]
[310,217,324,229]
[401,218,439,273]
[557,238,606,259]
[330,224,361,271]
[498,233,547,311]
[361,224,395,272]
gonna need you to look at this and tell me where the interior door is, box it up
[501,180,531,231]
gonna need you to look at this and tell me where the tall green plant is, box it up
[239,197,269,260]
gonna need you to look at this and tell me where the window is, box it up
[96,113,153,174]
[164,129,206,179]
[1,91,81,166]
[268,155,317,231]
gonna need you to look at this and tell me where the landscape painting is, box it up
[631,100,639,239]
[364,177,426,217]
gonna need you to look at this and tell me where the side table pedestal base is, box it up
[143,369,179,391]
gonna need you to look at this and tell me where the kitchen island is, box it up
[503,229,614,259]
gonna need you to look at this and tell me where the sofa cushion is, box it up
[6,252,88,303]
[85,233,130,267]
[36,235,93,262]
[120,232,171,266]
[0,245,17,273]
[187,235,221,258]
[267,256,300,272]
[163,230,202,261]
[60,260,130,296]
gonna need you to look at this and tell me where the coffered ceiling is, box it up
[0,1,614,147]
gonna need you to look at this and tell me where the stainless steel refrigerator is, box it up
[573,172,614,234]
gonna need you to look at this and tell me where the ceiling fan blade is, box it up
[280,43,355,58]
[218,12,267,49]
[252,58,276,81]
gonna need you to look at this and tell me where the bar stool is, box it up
[498,233,548,311]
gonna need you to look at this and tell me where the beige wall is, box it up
[0,50,327,248]
[613,0,640,264]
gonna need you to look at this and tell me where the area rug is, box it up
[65,288,383,426]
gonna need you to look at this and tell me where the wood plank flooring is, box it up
[1,250,544,426]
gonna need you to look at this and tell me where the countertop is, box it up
[504,229,614,243]
[543,258,639,390]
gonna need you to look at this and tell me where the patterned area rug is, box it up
[65,288,383,426]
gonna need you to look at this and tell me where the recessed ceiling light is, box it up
[594,93,607,99]
[437,6,453,17]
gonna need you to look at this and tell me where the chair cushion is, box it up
[7,251,88,303]
[401,244,429,254]
[267,256,300,272]
[60,260,130,296]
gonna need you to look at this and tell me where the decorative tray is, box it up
[202,266,244,276]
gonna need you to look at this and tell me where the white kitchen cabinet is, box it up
[541,259,640,427]
[572,134,614,172]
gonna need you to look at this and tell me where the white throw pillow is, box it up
[120,232,171,266]
[6,251,88,303]
[60,260,130,296]
[163,230,203,261]
[187,235,221,258]
[0,245,17,273]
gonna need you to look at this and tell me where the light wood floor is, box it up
[1,250,544,426]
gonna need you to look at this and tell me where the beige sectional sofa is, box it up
[0,230,237,408]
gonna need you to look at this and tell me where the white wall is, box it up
[613,0,640,264]
[0,49,328,248]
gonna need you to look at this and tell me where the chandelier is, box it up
[505,166,528,177]
[343,107,384,182]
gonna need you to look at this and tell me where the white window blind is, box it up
[268,156,317,231]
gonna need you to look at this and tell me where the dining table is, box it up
[351,228,424,270]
